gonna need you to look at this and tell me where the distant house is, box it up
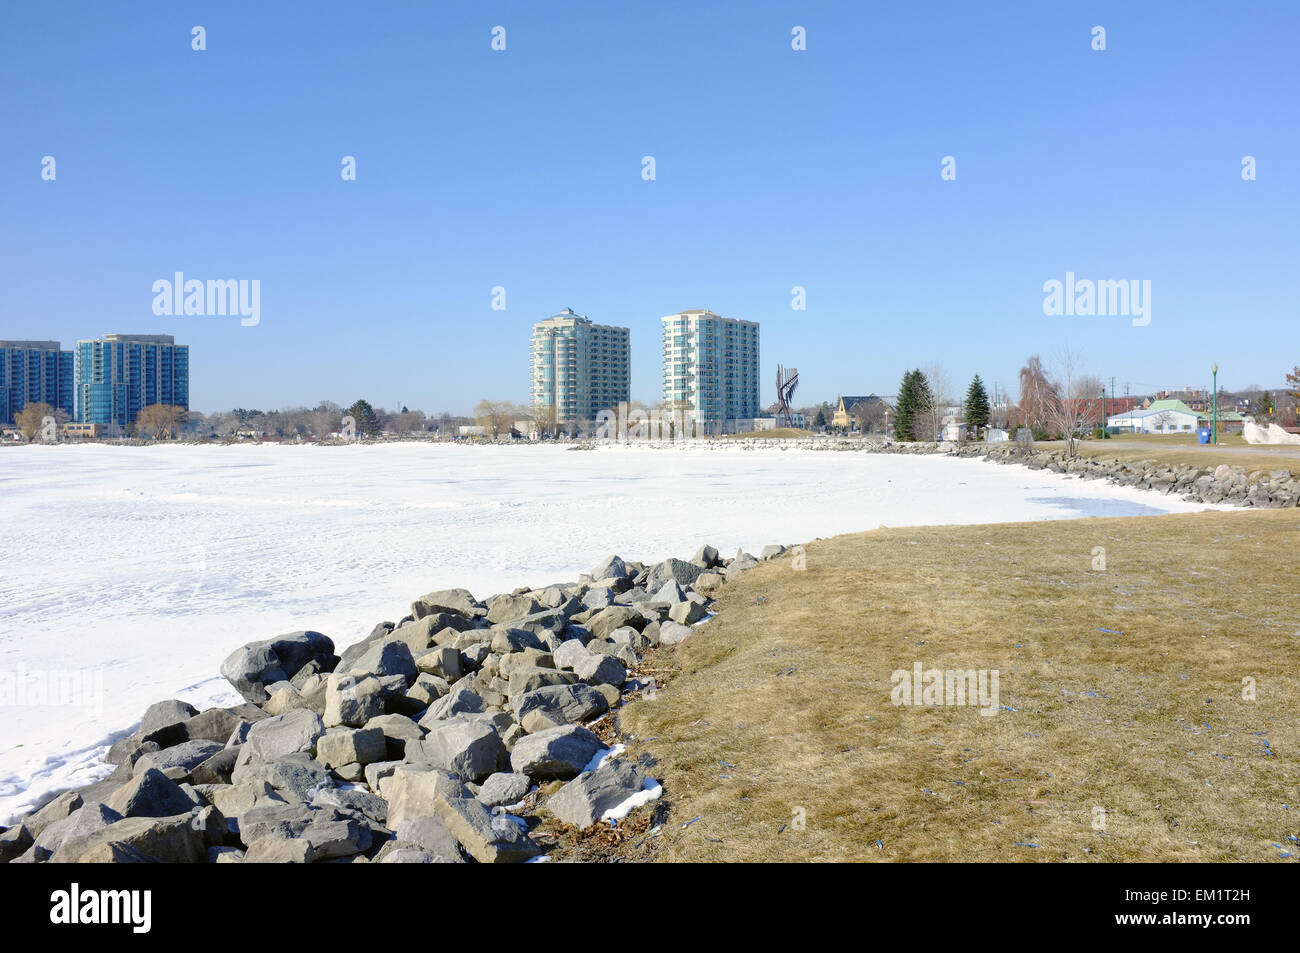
[1076,396,1136,427]
[833,395,893,432]
[1107,399,1199,434]
[60,422,102,439]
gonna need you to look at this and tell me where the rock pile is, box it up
[953,444,1300,508]
[803,437,1299,508]
[1,543,783,864]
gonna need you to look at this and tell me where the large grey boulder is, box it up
[486,593,542,625]
[651,579,688,604]
[136,699,200,746]
[244,709,325,762]
[336,622,396,673]
[553,639,592,671]
[547,759,649,829]
[669,600,708,625]
[589,555,628,581]
[646,558,706,593]
[54,813,213,864]
[230,752,334,802]
[412,588,482,619]
[658,621,694,646]
[210,780,292,822]
[587,606,647,641]
[507,666,578,697]
[316,727,388,769]
[509,725,605,781]
[345,639,418,686]
[136,739,224,777]
[581,587,614,611]
[512,684,608,733]
[324,674,387,728]
[420,720,507,782]
[573,654,626,688]
[504,609,570,636]
[726,550,759,574]
[181,708,246,745]
[392,816,464,862]
[384,766,468,828]
[0,824,34,863]
[435,796,541,863]
[691,544,720,568]
[301,816,372,861]
[106,768,196,818]
[220,631,338,704]
[41,802,124,861]
[191,746,242,785]
[415,646,462,681]
[476,772,532,808]
[312,787,388,824]
[419,684,486,726]
[364,713,424,759]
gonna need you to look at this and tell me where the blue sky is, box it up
[2,1,1296,413]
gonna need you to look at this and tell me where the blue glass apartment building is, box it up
[76,334,189,429]
[0,340,75,425]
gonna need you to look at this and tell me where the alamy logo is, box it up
[890,661,1000,716]
[50,883,151,933]
[1042,272,1150,327]
[152,272,261,326]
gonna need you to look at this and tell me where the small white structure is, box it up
[985,428,1009,443]
[458,425,487,436]
[1107,403,1199,435]
[943,421,966,442]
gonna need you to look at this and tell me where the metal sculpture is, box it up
[775,365,799,427]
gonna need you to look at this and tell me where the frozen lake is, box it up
[0,441,1223,822]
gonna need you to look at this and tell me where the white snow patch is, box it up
[583,743,626,774]
[602,778,664,823]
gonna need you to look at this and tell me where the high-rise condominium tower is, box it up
[530,309,630,431]
[0,340,75,425]
[661,310,759,434]
[77,334,189,429]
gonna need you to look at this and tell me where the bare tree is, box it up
[15,402,55,442]
[1040,350,1092,456]
[1018,354,1052,434]
[919,362,950,442]
[136,404,188,439]
[474,400,524,439]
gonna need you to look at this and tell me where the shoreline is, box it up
[0,444,1257,836]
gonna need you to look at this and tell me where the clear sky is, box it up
[2,1,1296,414]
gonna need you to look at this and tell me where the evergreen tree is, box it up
[347,399,382,436]
[964,374,991,431]
[813,408,826,427]
[894,369,932,441]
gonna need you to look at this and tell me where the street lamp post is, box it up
[1211,362,1219,445]
[1101,387,1107,438]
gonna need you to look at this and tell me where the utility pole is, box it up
[1212,363,1219,445]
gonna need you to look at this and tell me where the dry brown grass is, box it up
[620,509,1300,862]
[722,428,815,440]
[1035,433,1300,476]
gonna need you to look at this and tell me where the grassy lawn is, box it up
[620,509,1300,862]
[1034,433,1300,476]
